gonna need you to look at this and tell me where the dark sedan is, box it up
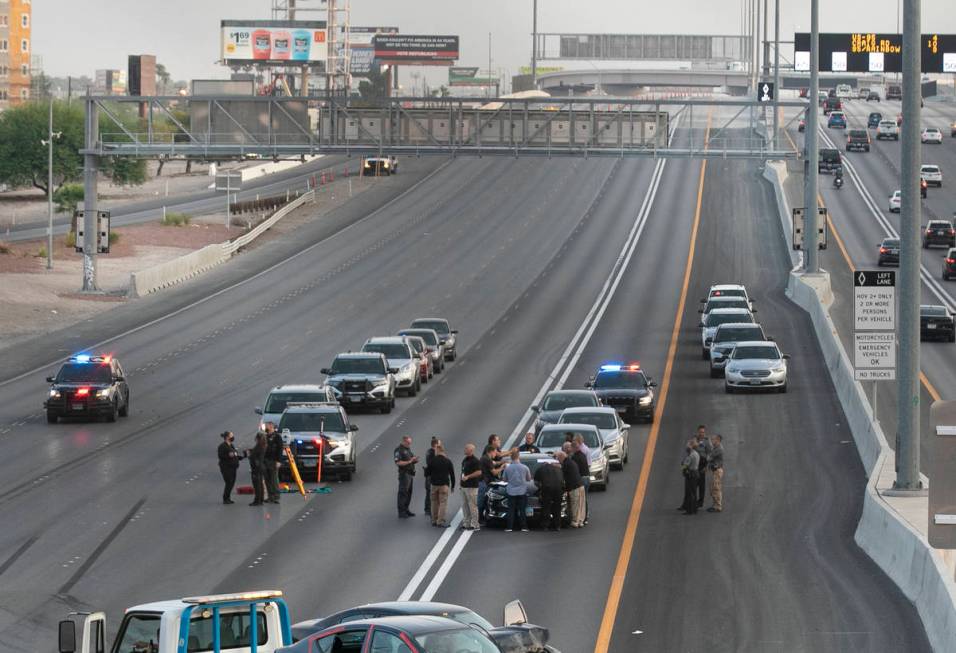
[943,248,956,281]
[291,601,494,641]
[878,238,900,267]
[867,112,883,128]
[920,305,955,342]
[585,364,657,422]
[484,454,569,526]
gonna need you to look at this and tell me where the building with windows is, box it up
[0,0,30,107]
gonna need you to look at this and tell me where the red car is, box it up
[799,87,809,98]
[403,335,433,383]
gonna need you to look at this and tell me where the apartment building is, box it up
[0,0,31,108]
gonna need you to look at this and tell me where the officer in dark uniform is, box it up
[262,422,283,504]
[248,432,267,506]
[217,431,245,504]
[394,435,419,518]
[423,436,439,515]
[533,459,564,530]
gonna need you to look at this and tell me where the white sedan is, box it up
[724,341,790,394]
[888,190,902,213]
[921,128,943,145]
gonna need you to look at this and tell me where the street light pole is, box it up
[896,0,922,490]
[804,0,820,269]
[772,0,780,151]
[45,98,54,270]
[531,0,538,88]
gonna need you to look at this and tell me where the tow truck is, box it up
[58,591,293,653]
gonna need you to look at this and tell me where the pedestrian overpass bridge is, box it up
[536,69,752,96]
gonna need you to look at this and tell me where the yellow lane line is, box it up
[592,111,712,653]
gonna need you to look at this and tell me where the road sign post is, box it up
[216,171,243,229]
[757,82,775,103]
[853,271,897,429]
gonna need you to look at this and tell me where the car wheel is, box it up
[433,361,442,375]
[950,333,955,343]
[646,409,655,424]
[46,411,58,424]
[725,384,734,394]
[623,443,629,464]
[340,469,353,482]
[709,366,720,378]
[381,400,393,414]
[106,400,118,423]
[701,348,709,360]
[119,394,129,417]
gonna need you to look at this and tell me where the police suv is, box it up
[279,403,359,481]
[44,354,130,423]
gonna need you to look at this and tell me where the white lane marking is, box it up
[0,160,455,389]
[399,113,681,603]
[633,630,644,635]
[819,127,956,313]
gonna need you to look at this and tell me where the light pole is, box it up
[804,0,820,269]
[40,98,62,271]
[531,0,538,88]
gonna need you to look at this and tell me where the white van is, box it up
[836,84,853,99]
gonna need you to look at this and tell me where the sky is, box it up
[33,1,956,89]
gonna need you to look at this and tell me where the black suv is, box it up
[923,220,956,249]
[321,352,396,413]
[920,305,955,342]
[878,238,900,267]
[943,248,956,281]
[846,129,871,152]
[44,354,130,423]
[585,364,657,423]
[819,148,842,174]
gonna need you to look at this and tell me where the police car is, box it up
[278,403,358,481]
[585,363,657,423]
[44,354,130,423]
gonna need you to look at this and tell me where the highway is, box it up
[2,154,352,242]
[790,95,956,468]
[0,108,931,652]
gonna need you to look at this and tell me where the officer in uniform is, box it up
[394,435,419,518]
[262,422,283,504]
[217,431,244,504]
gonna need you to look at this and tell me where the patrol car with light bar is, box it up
[44,354,130,423]
[585,363,657,422]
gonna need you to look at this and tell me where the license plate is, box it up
[928,324,937,329]
[300,460,317,468]
[750,380,761,385]
[615,407,627,413]
[525,507,534,517]
[347,394,363,402]
[71,403,85,410]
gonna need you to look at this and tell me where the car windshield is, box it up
[923,166,940,173]
[279,411,345,433]
[444,610,494,631]
[405,338,424,354]
[732,345,780,360]
[401,330,439,346]
[416,628,500,653]
[880,122,895,127]
[593,371,647,389]
[883,239,900,248]
[559,412,617,429]
[537,428,601,448]
[363,343,410,360]
[706,312,753,327]
[709,289,746,299]
[705,298,748,312]
[928,222,950,229]
[411,320,450,335]
[849,130,867,137]
[57,363,112,383]
[714,326,763,343]
[542,392,598,411]
[264,392,328,414]
[330,358,385,375]
[922,306,948,317]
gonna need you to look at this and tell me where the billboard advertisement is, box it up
[341,26,398,75]
[373,35,459,65]
[221,20,327,64]
[448,67,497,87]
[794,32,956,73]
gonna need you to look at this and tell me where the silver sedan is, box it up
[724,341,790,393]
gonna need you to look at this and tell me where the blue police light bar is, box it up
[73,354,91,363]
[600,364,623,371]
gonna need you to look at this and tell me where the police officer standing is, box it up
[248,432,267,507]
[680,439,700,515]
[217,431,244,504]
[262,422,283,504]
[708,434,725,513]
[395,435,419,518]
[693,426,712,509]
[423,436,439,516]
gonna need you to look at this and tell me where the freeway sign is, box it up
[757,82,775,103]
[854,332,896,381]
[854,270,896,331]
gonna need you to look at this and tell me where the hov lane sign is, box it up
[854,270,896,330]
[758,82,775,102]
[854,332,896,381]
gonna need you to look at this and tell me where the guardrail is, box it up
[128,190,315,298]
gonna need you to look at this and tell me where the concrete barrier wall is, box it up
[129,190,315,298]
[762,161,799,268]
[763,159,956,651]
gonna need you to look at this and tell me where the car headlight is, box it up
[771,365,786,373]
[96,389,111,398]
[373,379,390,390]
[727,366,739,374]
[639,396,652,406]
[49,389,61,398]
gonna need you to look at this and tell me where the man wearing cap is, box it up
[217,431,244,504]
[394,435,419,518]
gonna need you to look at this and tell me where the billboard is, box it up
[794,32,956,73]
[448,67,497,87]
[221,20,327,65]
[341,26,398,75]
[95,69,126,95]
[373,35,459,65]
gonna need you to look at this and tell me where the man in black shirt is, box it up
[423,436,439,516]
[478,443,505,524]
[460,444,482,530]
[518,432,540,453]
[217,431,244,504]
[557,450,584,528]
[262,422,283,504]
[569,440,590,524]
[534,458,564,530]
[428,443,455,527]
[394,435,419,518]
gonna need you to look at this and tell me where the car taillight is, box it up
[880,247,888,254]
[949,230,955,236]
[947,258,956,264]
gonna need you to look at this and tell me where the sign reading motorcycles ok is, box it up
[854,270,896,330]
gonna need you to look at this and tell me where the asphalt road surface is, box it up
[0,115,930,652]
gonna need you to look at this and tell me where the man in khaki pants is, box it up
[460,444,482,530]
[707,434,724,513]
[427,443,455,527]
[557,450,585,527]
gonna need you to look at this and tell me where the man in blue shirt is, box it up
[502,449,532,532]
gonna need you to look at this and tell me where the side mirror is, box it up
[389,367,399,374]
[350,424,359,432]
[783,354,792,360]
[503,599,528,627]
[46,376,56,383]
[254,407,263,415]
[766,335,775,341]
[115,375,125,382]
[622,423,631,429]
[649,381,659,388]
[751,308,757,313]
[58,620,76,653]
[531,405,539,412]
[452,329,459,334]
[697,309,704,313]
[320,368,331,375]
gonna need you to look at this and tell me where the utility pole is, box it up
[43,98,55,270]
[762,0,769,78]
[488,32,493,99]
[772,0,780,151]
[804,0,820,270]
[81,93,99,292]
[896,0,922,490]
[531,0,538,88]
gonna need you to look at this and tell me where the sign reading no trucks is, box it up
[854,270,896,331]
[854,333,896,381]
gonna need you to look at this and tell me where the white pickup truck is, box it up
[58,591,293,653]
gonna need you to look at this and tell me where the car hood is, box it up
[537,445,604,464]
[592,388,649,399]
[326,373,387,382]
[51,382,111,390]
[727,358,783,371]
[487,624,551,653]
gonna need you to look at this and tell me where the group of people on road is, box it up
[217,422,285,506]
[395,431,594,532]
[679,425,724,515]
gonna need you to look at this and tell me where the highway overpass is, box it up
[536,68,753,95]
